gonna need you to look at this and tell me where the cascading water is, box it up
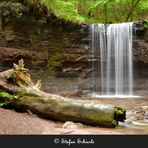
[90,22,135,97]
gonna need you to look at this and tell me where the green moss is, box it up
[47,52,63,74]
[0,103,7,107]
[19,95,37,101]
[0,90,18,100]
[0,89,38,108]
[114,106,126,122]
[115,107,125,115]
[16,88,39,99]
[47,38,65,74]
[112,120,118,127]
[0,90,18,107]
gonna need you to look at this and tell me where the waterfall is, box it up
[91,23,134,97]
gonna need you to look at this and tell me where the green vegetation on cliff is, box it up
[0,0,147,25]
[42,0,148,23]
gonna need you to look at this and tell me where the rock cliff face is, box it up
[0,47,48,67]
[0,14,93,77]
[0,11,147,77]
[133,22,148,64]
[0,17,147,97]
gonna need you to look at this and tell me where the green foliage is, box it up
[0,0,147,24]
[140,0,148,10]
[42,0,85,23]
[42,0,148,23]
[144,20,148,28]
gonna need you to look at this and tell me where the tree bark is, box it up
[0,60,126,128]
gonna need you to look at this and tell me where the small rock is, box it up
[141,106,148,110]
[63,121,84,129]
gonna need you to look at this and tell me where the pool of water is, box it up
[88,93,140,99]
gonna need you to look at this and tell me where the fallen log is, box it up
[0,59,126,128]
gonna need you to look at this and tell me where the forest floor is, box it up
[0,98,148,135]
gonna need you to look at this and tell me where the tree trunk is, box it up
[104,3,108,24]
[125,0,141,22]
[0,60,126,128]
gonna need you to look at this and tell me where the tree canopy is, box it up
[42,0,148,23]
[0,0,147,24]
